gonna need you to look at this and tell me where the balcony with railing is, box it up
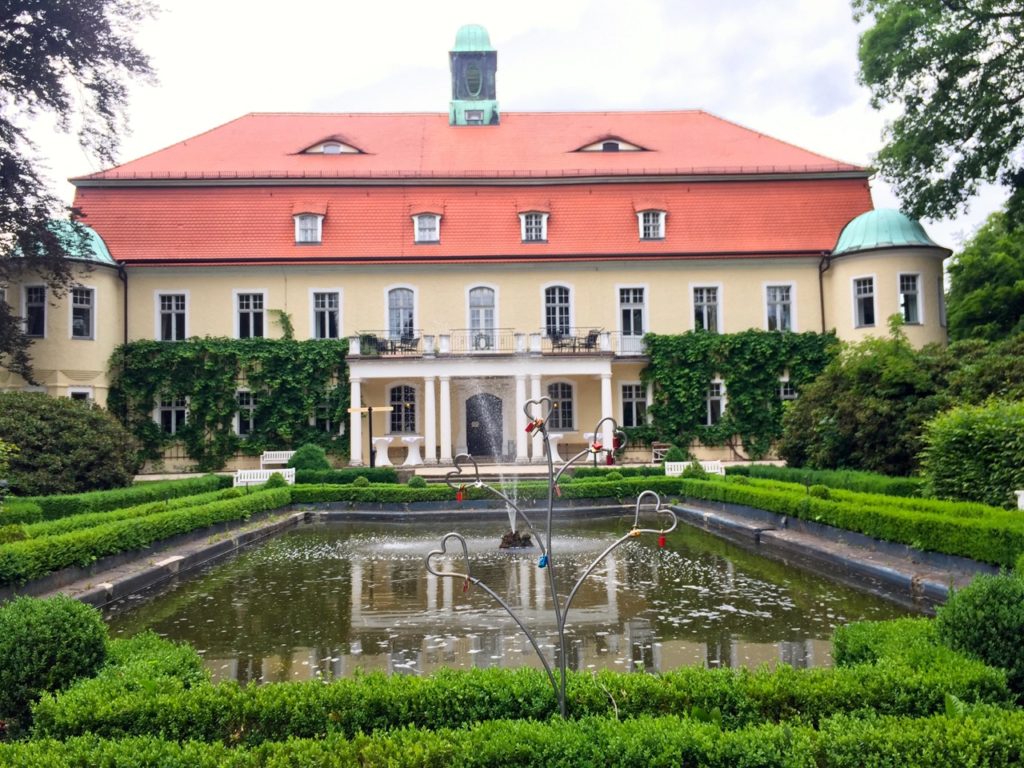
[349,328,647,358]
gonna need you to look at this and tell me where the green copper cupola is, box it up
[449,24,499,126]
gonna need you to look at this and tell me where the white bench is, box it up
[234,468,296,487]
[664,460,725,477]
[260,450,295,469]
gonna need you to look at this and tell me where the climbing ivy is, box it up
[108,338,349,471]
[642,330,837,459]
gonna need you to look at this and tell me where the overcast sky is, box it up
[31,0,1007,251]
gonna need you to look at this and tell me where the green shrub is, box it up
[936,573,1024,697]
[920,399,1024,507]
[407,475,428,488]
[286,444,331,471]
[681,460,707,479]
[352,476,370,488]
[21,474,227,520]
[0,596,107,732]
[0,524,27,544]
[0,488,291,585]
[0,392,140,496]
[662,445,687,463]
[808,484,830,499]
[263,472,288,489]
[573,465,665,479]
[0,499,43,525]
[603,470,624,482]
[725,464,923,497]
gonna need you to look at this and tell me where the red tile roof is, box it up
[74,111,863,182]
[74,179,873,264]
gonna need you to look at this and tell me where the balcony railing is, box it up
[349,329,647,357]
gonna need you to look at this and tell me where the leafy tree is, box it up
[854,0,1024,224]
[1,1,153,379]
[0,392,139,495]
[946,210,1024,340]
[779,318,954,475]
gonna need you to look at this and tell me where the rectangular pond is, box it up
[105,517,911,683]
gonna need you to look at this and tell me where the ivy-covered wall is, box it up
[642,330,837,459]
[108,338,349,471]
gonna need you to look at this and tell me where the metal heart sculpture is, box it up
[631,490,678,535]
[522,396,555,431]
[445,453,482,490]
[425,532,473,583]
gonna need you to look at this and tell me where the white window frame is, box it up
[617,284,647,354]
[637,210,666,240]
[779,373,798,402]
[155,290,189,341]
[691,283,723,333]
[853,275,876,328]
[466,284,499,349]
[546,380,576,431]
[384,284,418,339]
[764,282,796,332]
[519,212,549,242]
[388,382,419,434]
[705,378,726,426]
[937,275,947,328]
[233,289,267,339]
[898,272,923,325]
[541,282,574,338]
[69,286,95,340]
[412,214,441,243]
[294,214,324,244]
[67,386,94,402]
[620,382,647,428]
[309,288,342,340]
[23,285,46,338]
[235,389,257,436]
[154,395,188,435]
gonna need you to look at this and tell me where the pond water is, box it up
[105,518,911,684]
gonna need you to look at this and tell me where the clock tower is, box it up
[449,24,499,126]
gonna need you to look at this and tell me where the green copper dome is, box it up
[833,209,941,256]
[452,24,494,52]
[12,221,116,265]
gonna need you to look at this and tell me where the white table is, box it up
[372,436,394,466]
[401,435,425,466]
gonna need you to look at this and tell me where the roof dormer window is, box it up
[294,213,323,244]
[638,210,666,240]
[413,213,440,243]
[322,142,343,155]
[520,212,549,242]
[301,139,362,154]
[576,137,646,152]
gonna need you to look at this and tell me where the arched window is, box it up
[469,286,495,348]
[544,286,571,337]
[388,288,415,339]
[547,382,574,430]
[389,385,417,433]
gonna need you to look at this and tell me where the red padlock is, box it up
[456,485,464,503]
[606,453,614,465]
[525,421,536,433]
[613,435,622,450]
[658,534,667,548]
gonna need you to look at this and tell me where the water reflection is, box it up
[105,519,909,683]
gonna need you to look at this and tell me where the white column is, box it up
[601,372,614,448]
[349,377,363,465]
[424,376,437,464]
[515,374,529,463]
[530,374,543,462]
[439,376,453,462]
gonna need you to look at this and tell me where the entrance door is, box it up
[466,393,503,457]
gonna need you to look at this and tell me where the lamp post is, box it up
[346,405,393,467]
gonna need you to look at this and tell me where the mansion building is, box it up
[1,25,949,466]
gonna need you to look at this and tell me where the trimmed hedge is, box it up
[32,631,1009,744]
[677,477,1024,567]
[16,474,229,520]
[0,499,44,525]
[725,464,923,497]
[294,467,399,484]
[0,488,291,585]
[572,466,667,479]
[13,710,1024,767]
[23,488,241,538]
